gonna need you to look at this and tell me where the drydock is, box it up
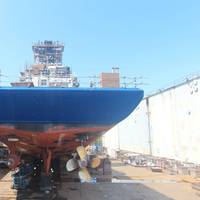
[0,159,199,200]
[0,41,145,198]
[1,41,200,200]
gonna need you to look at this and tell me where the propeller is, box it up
[66,145,102,182]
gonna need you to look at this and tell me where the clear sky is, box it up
[0,0,200,94]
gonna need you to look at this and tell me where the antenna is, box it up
[120,76,148,88]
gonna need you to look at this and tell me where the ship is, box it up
[0,41,143,190]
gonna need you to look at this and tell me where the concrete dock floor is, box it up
[0,160,199,200]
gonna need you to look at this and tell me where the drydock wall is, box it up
[103,100,150,157]
[103,76,200,164]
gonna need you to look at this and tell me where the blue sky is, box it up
[0,0,200,94]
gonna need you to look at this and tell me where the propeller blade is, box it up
[76,146,87,160]
[66,158,78,172]
[78,167,92,182]
[90,157,101,169]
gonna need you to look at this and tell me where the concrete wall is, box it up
[103,100,150,157]
[103,77,200,164]
[149,78,200,163]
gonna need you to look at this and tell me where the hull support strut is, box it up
[40,149,52,193]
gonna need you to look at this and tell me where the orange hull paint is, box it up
[0,125,112,159]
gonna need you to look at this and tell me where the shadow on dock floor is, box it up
[15,182,174,200]
[0,168,9,180]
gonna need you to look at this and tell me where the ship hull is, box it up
[0,88,143,161]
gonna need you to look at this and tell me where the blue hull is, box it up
[0,87,143,161]
[0,87,143,126]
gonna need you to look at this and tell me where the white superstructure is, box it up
[13,40,79,87]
